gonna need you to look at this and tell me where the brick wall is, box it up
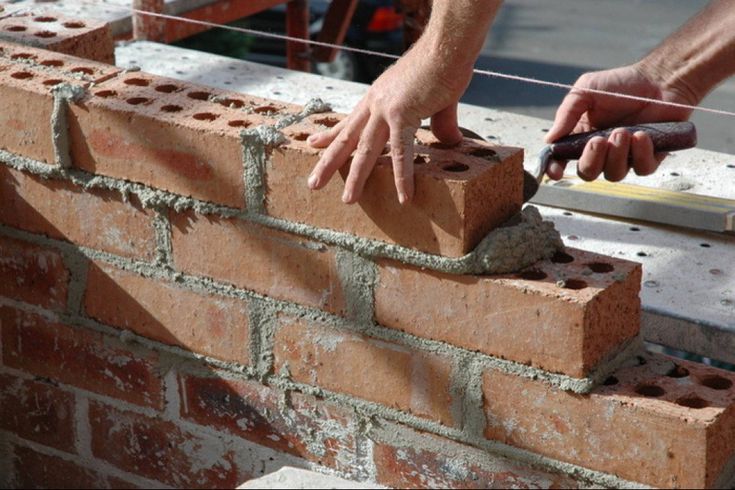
[1,14,735,489]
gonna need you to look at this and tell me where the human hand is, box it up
[546,64,693,181]
[306,46,474,204]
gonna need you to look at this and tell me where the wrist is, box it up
[634,56,703,106]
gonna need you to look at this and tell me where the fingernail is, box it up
[307,174,318,189]
[398,191,407,205]
[307,134,318,144]
[342,190,352,203]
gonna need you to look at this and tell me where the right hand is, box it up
[546,64,694,181]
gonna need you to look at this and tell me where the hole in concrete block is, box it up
[603,376,619,386]
[468,147,497,159]
[6,26,27,32]
[43,79,63,86]
[95,90,117,98]
[10,53,36,60]
[551,251,574,264]
[126,97,150,105]
[187,91,211,101]
[700,243,711,248]
[635,384,665,397]
[675,395,709,409]
[217,98,245,109]
[10,71,33,80]
[193,112,218,121]
[442,163,470,173]
[228,120,251,128]
[40,59,64,67]
[34,16,57,22]
[700,375,733,390]
[666,365,690,378]
[155,84,179,93]
[124,77,150,86]
[414,155,428,165]
[254,105,279,114]
[70,67,94,75]
[562,279,588,290]
[587,262,614,273]
[34,31,57,38]
[291,132,310,141]
[518,269,548,281]
[161,105,183,113]
[62,21,85,29]
[313,116,340,127]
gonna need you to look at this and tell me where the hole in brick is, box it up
[563,279,588,290]
[603,376,619,386]
[254,105,279,114]
[6,26,27,32]
[442,163,470,173]
[635,384,665,397]
[314,116,340,127]
[700,375,733,390]
[217,98,245,109]
[40,59,64,67]
[43,79,63,86]
[34,16,57,22]
[95,90,117,98]
[193,112,218,121]
[155,84,179,93]
[34,31,57,38]
[666,365,690,378]
[126,97,150,106]
[70,67,94,75]
[228,120,251,128]
[10,71,33,80]
[62,21,85,29]
[291,132,310,141]
[161,104,183,113]
[587,262,614,273]
[10,53,36,60]
[187,91,211,101]
[551,251,574,264]
[414,155,428,165]
[518,269,548,281]
[429,141,457,150]
[468,147,497,159]
[124,78,150,86]
[676,396,709,409]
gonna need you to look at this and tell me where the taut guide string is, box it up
[6,0,735,118]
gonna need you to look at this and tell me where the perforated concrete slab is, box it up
[115,41,735,363]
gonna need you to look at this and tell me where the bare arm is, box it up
[308,1,502,204]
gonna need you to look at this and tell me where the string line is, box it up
[18,0,735,118]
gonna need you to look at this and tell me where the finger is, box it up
[307,116,349,148]
[603,129,632,182]
[342,116,389,204]
[546,160,568,180]
[577,136,607,181]
[546,88,593,143]
[390,122,418,204]
[430,103,463,146]
[308,108,369,190]
[631,131,659,176]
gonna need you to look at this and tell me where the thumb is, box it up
[430,103,463,146]
[546,89,592,143]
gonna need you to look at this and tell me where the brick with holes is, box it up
[0,12,114,64]
[483,353,735,488]
[68,71,300,208]
[375,247,641,378]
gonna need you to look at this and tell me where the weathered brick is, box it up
[0,235,69,310]
[84,261,250,364]
[11,445,124,489]
[170,210,346,314]
[375,247,641,378]
[68,72,298,208]
[273,316,455,426]
[179,372,358,474]
[0,42,119,163]
[0,13,115,63]
[89,400,240,488]
[0,166,157,260]
[483,353,735,488]
[371,422,578,489]
[0,372,75,452]
[1,306,164,409]
[269,120,524,257]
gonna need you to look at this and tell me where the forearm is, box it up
[638,0,735,104]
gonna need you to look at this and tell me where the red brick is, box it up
[371,423,578,489]
[273,316,455,426]
[84,261,250,364]
[0,372,75,452]
[0,13,115,63]
[179,372,358,473]
[0,235,69,310]
[269,120,524,257]
[1,306,164,409]
[68,72,299,208]
[483,353,735,488]
[0,166,157,260]
[89,400,240,488]
[11,445,113,489]
[375,247,641,378]
[170,210,346,314]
